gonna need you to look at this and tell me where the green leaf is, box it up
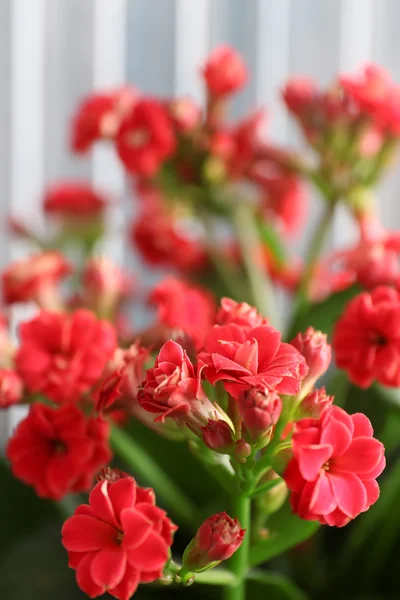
[247,571,309,600]
[257,220,288,268]
[249,500,319,567]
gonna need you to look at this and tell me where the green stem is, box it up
[232,203,279,327]
[223,493,251,600]
[194,569,239,586]
[110,426,200,530]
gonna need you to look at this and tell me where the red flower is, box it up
[150,278,216,350]
[117,98,176,176]
[71,87,138,153]
[16,310,117,404]
[199,323,308,400]
[238,388,282,445]
[284,406,385,526]
[183,512,245,571]
[333,286,400,388]
[62,474,177,599]
[43,182,108,219]
[168,97,202,133]
[300,387,333,419]
[2,251,71,308]
[83,257,133,317]
[132,207,207,272]
[257,171,307,235]
[0,370,23,408]
[202,46,247,97]
[216,298,268,329]
[7,404,111,499]
[291,328,332,397]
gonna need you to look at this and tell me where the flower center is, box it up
[126,129,149,148]
[116,531,124,544]
[53,439,67,454]
[322,461,330,471]
[373,332,387,347]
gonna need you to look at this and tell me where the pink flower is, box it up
[168,97,202,132]
[62,474,177,599]
[117,98,176,177]
[199,323,308,400]
[202,46,247,97]
[43,182,108,219]
[284,406,385,526]
[71,86,138,153]
[16,310,117,404]
[83,257,133,317]
[183,512,245,571]
[216,298,268,329]
[150,278,216,350]
[238,388,282,445]
[0,370,23,408]
[333,286,400,388]
[291,328,332,396]
[2,252,71,308]
[7,404,111,499]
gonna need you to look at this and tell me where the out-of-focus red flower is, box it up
[43,182,108,219]
[117,98,176,177]
[132,208,208,272]
[168,97,202,133]
[300,387,333,419]
[216,298,268,329]
[2,251,71,308]
[283,77,317,121]
[183,512,245,571]
[150,277,216,350]
[83,257,133,317]
[291,327,332,397]
[16,309,117,404]
[284,406,385,526]
[340,64,400,135]
[0,313,13,369]
[238,387,281,445]
[199,323,308,400]
[202,46,247,97]
[71,86,138,153]
[62,473,177,599]
[7,404,111,499]
[333,286,400,388]
[256,170,307,235]
[0,369,23,408]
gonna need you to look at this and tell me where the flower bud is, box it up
[257,470,288,516]
[234,438,252,463]
[0,370,23,408]
[300,387,333,418]
[290,327,331,398]
[202,46,247,98]
[183,512,245,572]
[238,388,282,447]
[201,419,235,454]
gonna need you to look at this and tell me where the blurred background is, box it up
[1,0,400,598]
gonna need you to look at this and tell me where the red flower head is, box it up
[71,86,138,153]
[0,369,23,408]
[238,387,282,446]
[7,404,111,499]
[83,257,133,317]
[16,309,117,404]
[150,278,216,350]
[199,323,308,400]
[2,251,71,309]
[43,182,108,219]
[117,98,176,177]
[202,46,248,97]
[62,473,177,599]
[283,77,317,121]
[300,387,333,419]
[291,327,332,397]
[258,171,308,235]
[216,297,268,329]
[333,286,400,388]
[132,207,207,272]
[183,512,245,571]
[284,406,385,526]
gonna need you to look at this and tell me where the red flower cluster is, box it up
[43,182,108,219]
[150,277,216,350]
[16,310,117,404]
[7,404,111,499]
[62,473,177,599]
[284,406,385,526]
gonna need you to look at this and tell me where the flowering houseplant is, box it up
[4,46,400,599]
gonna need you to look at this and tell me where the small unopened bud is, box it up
[234,438,252,463]
[183,512,245,572]
[238,388,282,447]
[258,470,288,516]
[201,419,235,454]
[0,370,23,408]
[300,387,333,418]
[96,467,130,483]
[291,327,331,398]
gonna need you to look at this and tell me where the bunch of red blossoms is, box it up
[4,44,400,600]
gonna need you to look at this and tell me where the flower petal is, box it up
[320,416,352,456]
[90,546,127,589]
[127,531,169,572]
[334,437,384,475]
[76,551,105,597]
[351,413,373,437]
[89,480,119,528]
[108,564,140,600]
[108,478,136,521]
[329,472,367,518]
[297,444,332,481]
[120,508,153,549]
[62,515,116,552]
[309,472,337,515]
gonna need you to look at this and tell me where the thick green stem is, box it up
[110,426,200,530]
[223,493,251,600]
[232,203,279,327]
